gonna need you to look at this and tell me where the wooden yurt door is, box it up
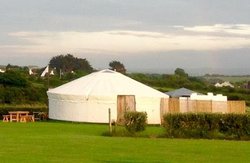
[117,95,136,124]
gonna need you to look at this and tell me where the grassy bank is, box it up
[0,122,250,162]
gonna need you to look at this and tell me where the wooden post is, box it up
[109,108,112,134]
[60,69,62,79]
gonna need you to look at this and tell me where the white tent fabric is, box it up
[47,69,168,124]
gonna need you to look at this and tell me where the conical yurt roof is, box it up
[47,69,168,98]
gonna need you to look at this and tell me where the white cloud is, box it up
[4,27,250,55]
[183,24,250,35]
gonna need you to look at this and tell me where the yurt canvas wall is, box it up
[47,69,168,124]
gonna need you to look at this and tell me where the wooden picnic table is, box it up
[8,111,30,122]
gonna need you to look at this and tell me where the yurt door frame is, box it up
[117,95,136,124]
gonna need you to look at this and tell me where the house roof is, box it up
[165,87,198,97]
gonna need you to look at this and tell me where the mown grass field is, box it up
[0,122,250,162]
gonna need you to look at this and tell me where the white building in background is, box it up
[215,81,234,88]
[190,92,227,101]
[41,65,49,77]
[0,69,5,73]
[50,70,54,75]
[29,68,34,75]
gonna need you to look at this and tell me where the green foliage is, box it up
[0,70,28,87]
[174,68,188,77]
[163,113,250,140]
[109,60,126,73]
[124,111,147,133]
[128,72,207,91]
[0,85,47,104]
[0,70,47,104]
[48,76,64,88]
[49,54,93,74]
[61,70,88,81]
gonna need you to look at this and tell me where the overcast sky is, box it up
[0,0,250,74]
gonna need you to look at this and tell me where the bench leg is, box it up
[20,116,27,123]
[3,116,9,122]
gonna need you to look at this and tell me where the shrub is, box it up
[162,113,250,140]
[124,111,147,133]
[0,70,28,87]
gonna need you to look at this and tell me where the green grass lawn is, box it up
[0,122,250,163]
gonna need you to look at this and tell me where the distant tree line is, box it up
[1,55,250,106]
[128,68,250,106]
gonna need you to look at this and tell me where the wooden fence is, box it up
[161,98,245,115]
[116,95,246,124]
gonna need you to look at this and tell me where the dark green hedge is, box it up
[163,113,250,140]
[124,111,147,133]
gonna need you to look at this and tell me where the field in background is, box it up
[203,75,250,83]
[0,122,250,162]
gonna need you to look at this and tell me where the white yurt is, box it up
[47,69,168,124]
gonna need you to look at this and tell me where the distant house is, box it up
[29,68,34,75]
[0,65,6,73]
[0,68,5,73]
[28,66,40,75]
[165,87,199,98]
[215,81,234,88]
[50,70,55,75]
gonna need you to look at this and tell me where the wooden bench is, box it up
[27,115,35,122]
[3,115,10,122]
[33,112,41,121]
[20,115,35,122]
[10,114,18,122]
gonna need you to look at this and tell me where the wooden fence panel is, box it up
[179,98,188,113]
[160,98,169,123]
[167,99,245,114]
[196,100,212,112]
[169,98,180,113]
[212,101,227,113]
[227,101,245,113]
[187,100,196,112]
